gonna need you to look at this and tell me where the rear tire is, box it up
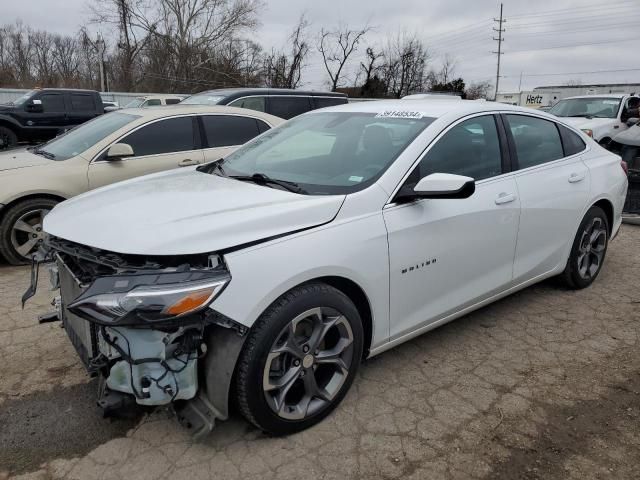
[0,126,18,150]
[560,206,609,289]
[0,198,58,265]
[235,282,363,435]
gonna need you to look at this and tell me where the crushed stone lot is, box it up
[0,226,639,480]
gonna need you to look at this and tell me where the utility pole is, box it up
[95,35,106,93]
[493,3,505,101]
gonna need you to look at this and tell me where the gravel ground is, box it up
[0,225,639,480]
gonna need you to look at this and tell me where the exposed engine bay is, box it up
[24,235,246,437]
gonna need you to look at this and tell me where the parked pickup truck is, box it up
[548,94,639,146]
[0,88,104,150]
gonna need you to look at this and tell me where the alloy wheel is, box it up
[577,217,607,280]
[262,307,354,420]
[10,209,50,259]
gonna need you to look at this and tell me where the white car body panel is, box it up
[42,99,627,358]
[44,168,345,255]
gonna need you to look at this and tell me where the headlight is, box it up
[581,129,593,138]
[69,273,230,325]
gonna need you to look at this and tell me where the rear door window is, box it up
[165,98,182,105]
[229,96,266,112]
[143,99,162,107]
[120,117,196,157]
[505,115,565,169]
[201,115,261,147]
[70,93,96,111]
[268,96,312,119]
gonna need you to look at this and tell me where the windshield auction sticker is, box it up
[376,111,424,119]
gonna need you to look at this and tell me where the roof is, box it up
[534,83,640,89]
[190,88,347,99]
[131,94,186,100]
[36,88,99,93]
[312,98,530,119]
[115,104,284,124]
[562,94,630,100]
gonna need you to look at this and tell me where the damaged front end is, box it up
[24,235,246,437]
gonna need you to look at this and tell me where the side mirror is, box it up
[396,173,476,202]
[106,143,134,160]
[626,117,639,127]
[27,99,43,113]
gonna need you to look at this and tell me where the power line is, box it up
[509,12,640,29]
[509,21,640,37]
[502,67,640,78]
[508,36,640,53]
[509,1,637,19]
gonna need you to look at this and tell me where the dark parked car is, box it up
[0,88,104,149]
[181,88,348,119]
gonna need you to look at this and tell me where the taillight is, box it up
[621,160,628,175]
[582,129,593,138]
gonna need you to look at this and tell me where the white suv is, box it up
[549,94,639,145]
[29,100,627,437]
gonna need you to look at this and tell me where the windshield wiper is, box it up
[229,173,305,194]
[34,149,55,159]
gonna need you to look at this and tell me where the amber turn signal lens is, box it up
[165,288,215,315]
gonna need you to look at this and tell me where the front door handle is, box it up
[495,192,516,205]
[568,172,585,183]
[178,158,200,167]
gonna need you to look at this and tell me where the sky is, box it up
[4,0,640,93]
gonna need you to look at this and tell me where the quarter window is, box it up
[201,115,262,147]
[414,115,503,182]
[506,115,564,169]
[120,117,195,157]
[558,124,586,156]
[269,97,311,119]
[40,94,65,112]
[143,99,162,107]
[229,96,266,112]
[165,98,181,105]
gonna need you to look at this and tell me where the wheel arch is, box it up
[0,193,67,223]
[0,115,21,130]
[592,198,614,235]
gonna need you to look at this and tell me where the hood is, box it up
[561,117,616,130]
[0,103,16,112]
[613,124,640,146]
[44,168,345,255]
[0,148,50,172]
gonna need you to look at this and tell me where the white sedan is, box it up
[31,99,628,436]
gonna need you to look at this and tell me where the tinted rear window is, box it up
[313,97,348,109]
[70,94,96,111]
[201,115,261,147]
[269,96,312,119]
[122,117,195,156]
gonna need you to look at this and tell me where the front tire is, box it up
[0,198,58,265]
[235,283,363,435]
[560,206,609,289]
[0,126,18,150]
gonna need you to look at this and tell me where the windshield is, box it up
[37,112,140,161]
[124,97,146,108]
[11,90,37,106]
[549,97,621,119]
[213,111,435,195]
[181,94,226,105]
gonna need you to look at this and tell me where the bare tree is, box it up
[318,24,370,91]
[381,32,429,98]
[53,36,81,86]
[89,0,154,91]
[263,15,309,89]
[465,80,492,100]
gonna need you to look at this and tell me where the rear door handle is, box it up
[178,158,200,167]
[495,192,516,205]
[568,172,585,183]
